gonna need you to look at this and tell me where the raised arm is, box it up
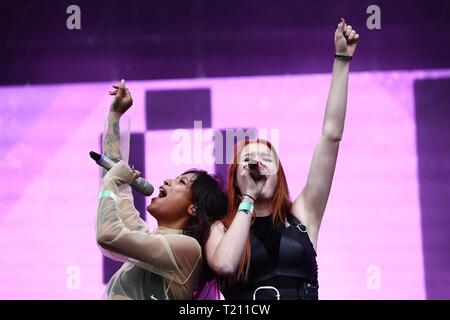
[102,79,133,162]
[99,79,149,232]
[292,19,360,242]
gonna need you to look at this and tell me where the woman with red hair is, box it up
[205,18,359,300]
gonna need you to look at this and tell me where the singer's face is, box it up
[236,142,278,200]
[147,172,197,223]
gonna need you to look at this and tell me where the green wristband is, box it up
[238,201,254,214]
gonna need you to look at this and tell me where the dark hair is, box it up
[181,169,227,299]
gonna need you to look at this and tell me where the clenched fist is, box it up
[335,18,360,57]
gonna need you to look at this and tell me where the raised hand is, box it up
[334,18,360,57]
[109,79,133,116]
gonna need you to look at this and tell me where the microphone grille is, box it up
[89,151,101,162]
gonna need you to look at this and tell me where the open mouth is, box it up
[158,187,167,198]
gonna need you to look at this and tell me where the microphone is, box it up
[89,151,154,196]
[248,159,261,181]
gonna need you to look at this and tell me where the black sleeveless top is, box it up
[222,213,319,300]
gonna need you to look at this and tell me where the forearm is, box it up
[96,183,150,261]
[322,59,350,141]
[96,180,127,244]
[211,212,252,275]
[96,163,147,238]
[102,112,122,162]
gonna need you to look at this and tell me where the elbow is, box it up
[96,234,108,248]
[328,135,343,143]
[322,122,344,143]
[96,227,115,247]
[209,257,237,276]
[322,129,343,143]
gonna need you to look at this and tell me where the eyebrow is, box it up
[243,152,272,157]
[181,176,192,184]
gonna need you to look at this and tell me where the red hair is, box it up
[221,138,292,284]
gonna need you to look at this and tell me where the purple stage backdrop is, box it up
[2,68,450,299]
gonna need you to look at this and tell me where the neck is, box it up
[254,199,271,217]
[157,218,186,231]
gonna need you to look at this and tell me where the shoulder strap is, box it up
[286,213,307,233]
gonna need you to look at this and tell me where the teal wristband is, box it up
[238,201,254,214]
[99,190,117,202]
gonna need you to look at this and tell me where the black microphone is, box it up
[248,159,261,181]
[89,151,154,196]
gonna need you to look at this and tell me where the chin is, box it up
[258,194,271,201]
[259,189,275,201]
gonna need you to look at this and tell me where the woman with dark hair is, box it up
[205,18,359,300]
[96,80,227,300]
